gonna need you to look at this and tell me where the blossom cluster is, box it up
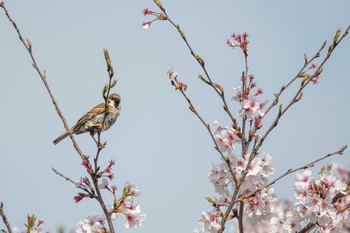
[141,7,167,30]
[196,159,350,233]
[226,33,249,52]
[282,166,350,233]
[231,76,267,128]
[112,181,146,229]
[212,121,240,155]
[72,159,146,230]
[195,152,277,232]
[76,215,106,233]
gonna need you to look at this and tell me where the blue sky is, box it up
[0,1,350,232]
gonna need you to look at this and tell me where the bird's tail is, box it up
[53,132,69,145]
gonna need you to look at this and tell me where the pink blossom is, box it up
[310,63,317,69]
[254,88,263,96]
[225,39,235,48]
[142,8,152,16]
[74,192,89,203]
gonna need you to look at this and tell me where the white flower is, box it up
[124,204,146,229]
[76,215,106,233]
[73,177,83,188]
[212,121,240,153]
[231,87,242,102]
[295,170,313,189]
[197,211,220,233]
[208,163,231,196]
[124,181,141,196]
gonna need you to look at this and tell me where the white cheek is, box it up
[108,100,114,107]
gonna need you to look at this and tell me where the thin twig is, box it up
[52,167,76,185]
[156,6,240,132]
[0,202,12,233]
[178,87,238,185]
[0,3,85,160]
[253,26,350,157]
[52,167,96,198]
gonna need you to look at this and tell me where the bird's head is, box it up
[107,93,121,109]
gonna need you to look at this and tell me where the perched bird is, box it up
[53,93,121,145]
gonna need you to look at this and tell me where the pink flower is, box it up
[74,192,89,203]
[254,88,263,96]
[310,63,317,69]
[226,39,235,48]
[142,8,152,16]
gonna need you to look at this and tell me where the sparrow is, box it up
[53,93,121,145]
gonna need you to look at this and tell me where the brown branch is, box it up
[261,40,326,120]
[0,3,85,160]
[177,87,238,186]
[0,202,12,233]
[1,4,116,232]
[52,167,96,198]
[237,202,245,233]
[298,223,316,233]
[155,4,240,132]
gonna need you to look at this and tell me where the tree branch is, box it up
[0,202,12,233]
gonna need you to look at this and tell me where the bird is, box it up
[53,93,121,145]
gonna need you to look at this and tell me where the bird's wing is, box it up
[76,102,106,125]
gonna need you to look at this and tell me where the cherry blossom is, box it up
[197,211,221,233]
[124,181,141,197]
[76,215,106,233]
[212,121,240,154]
[124,204,146,229]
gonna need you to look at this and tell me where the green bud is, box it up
[103,49,111,67]
[333,28,341,45]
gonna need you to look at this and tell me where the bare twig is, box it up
[0,202,12,233]
[177,87,238,185]
[0,3,85,160]
[254,26,350,156]
[52,167,96,198]
[52,167,76,185]
[155,5,240,132]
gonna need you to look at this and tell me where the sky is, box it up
[0,0,350,232]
